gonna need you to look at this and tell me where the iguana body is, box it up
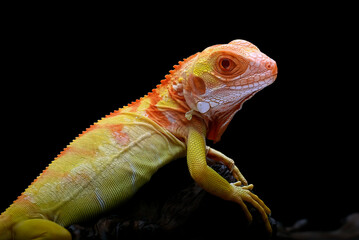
[0,40,277,240]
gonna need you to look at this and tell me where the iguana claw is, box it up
[230,183,272,234]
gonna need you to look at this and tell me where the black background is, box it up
[1,3,358,231]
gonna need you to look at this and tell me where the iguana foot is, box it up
[229,163,248,185]
[13,219,71,240]
[229,183,272,234]
[206,147,248,185]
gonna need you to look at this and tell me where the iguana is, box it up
[0,39,277,240]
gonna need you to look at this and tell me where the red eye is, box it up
[215,53,249,78]
[219,58,234,71]
[220,58,231,69]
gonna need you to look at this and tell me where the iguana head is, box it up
[181,39,277,142]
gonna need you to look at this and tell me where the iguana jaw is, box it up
[208,74,277,142]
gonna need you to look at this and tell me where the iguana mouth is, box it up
[228,75,276,92]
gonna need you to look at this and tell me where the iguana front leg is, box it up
[187,127,271,233]
[206,146,248,185]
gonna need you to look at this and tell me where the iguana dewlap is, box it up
[0,39,277,240]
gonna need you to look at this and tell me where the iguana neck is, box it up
[107,53,205,141]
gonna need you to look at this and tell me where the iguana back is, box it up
[2,91,188,227]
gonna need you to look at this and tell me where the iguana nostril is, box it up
[265,61,277,75]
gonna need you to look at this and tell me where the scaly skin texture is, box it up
[0,40,277,239]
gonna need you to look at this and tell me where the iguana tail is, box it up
[0,215,72,239]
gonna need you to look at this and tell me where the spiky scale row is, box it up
[117,56,192,113]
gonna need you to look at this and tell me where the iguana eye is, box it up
[220,58,234,71]
[215,53,248,78]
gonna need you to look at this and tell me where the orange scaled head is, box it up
[182,39,278,142]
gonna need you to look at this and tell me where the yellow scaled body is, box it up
[0,40,277,239]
